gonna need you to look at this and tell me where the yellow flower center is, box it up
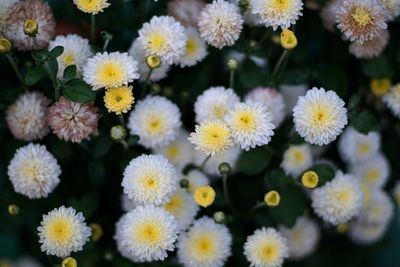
[358,142,370,156]
[200,123,231,149]
[75,0,109,14]
[47,218,73,243]
[292,149,305,164]
[272,0,290,11]
[142,176,158,190]
[260,243,279,262]
[62,52,75,66]
[165,144,180,160]
[309,104,335,130]
[194,236,214,254]
[96,61,125,87]
[148,32,167,52]
[146,116,164,135]
[366,169,379,183]
[352,7,371,27]
[165,193,183,215]
[136,222,162,245]
[335,190,350,204]
[234,111,256,131]
[212,106,226,119]
[21,164,40,180]
[194,186,216,207]
[186,37,198,56]
[104,86,134,114]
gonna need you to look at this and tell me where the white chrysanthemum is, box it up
[194,86,240,123]
[224,102,275,151]
[138,15,187,65]
[198,0,244,49]
[383,83,400,118]
[180,27,208,67]
[348,219,390,244]
[48,34,92,78]
[5,91,51,141]
[320,0,343,31]
[293,87,348,146]
[128,96,182,149]
[358,189,394,225]
[194,146,241,176]
[117,205,179,262]
[350,153,389,189]
[251,0,304,30]
[177,217,232,267]
[82,52,140,90]
[114,214,141,263]
[128,38,170,82]
[311,172,363,225]
[8,143,61,199]
[336,0,388,44]
[279,216,319,260]
[167,0,206,27]
[185,169,210,192]
[349,28,389,59]
[164,188,199,230]
[0,0,19,33]
[245,87,286,127]
[37,206,91,257]
[393,181,400,206]
[153,129,194,171]
[338,127,380,164]
[243,227,289,267]
[380,0,400,20]
[281,144,313,177]
[122,154,178,206]
[279,84,307,117]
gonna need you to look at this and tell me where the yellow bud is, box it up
[90,223,103,242]
[24,19,39,37]
[61,257,77,267]
[8,204,19,215]
[146,55,161,69]
[370,78,391,97]
[280,29,297,50]
[0,38,12,54]
[194,186,216,208]
[337,223,348,234]
[264,190,280,207]
[301,171,319,189]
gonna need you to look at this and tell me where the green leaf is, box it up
[49,46,64,58]
[62,79,95,103]
[45,58,59,83]
[63,65,77,81]
[361,56,394,78]
[236,147,271,175]
[31,49,50,64]
[310,163,335,187]
[25,66,47,85]
[351,110,379,134]
[265,169,293,188]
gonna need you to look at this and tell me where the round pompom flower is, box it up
[38,206,91,257]
[103,86,134,114]
[73,0,110,14]
[177,217,232,267]
[311,172,363,225]
[48,97,100,143]
[180,27,208,68]
[0,0,19,33]
[349,28,389,59]
[8,143,61,199]
[224,102,275,151]
[350,153,389,189]
[122,154,178,206]
[250,0,303,30]
[3,0,55,51]
[117,205,179,262]
[243,227,289,267]
[293,87,348,146]
[198,0,244,49]
[164,188,199,230]
[6,91,51,141]
[280,144,313,177]
[383,83,400,118]
[138,16,187,65]
[167,0,206,27]
[83,52,140,90]
[357,189,394,225]
[128,96,182,149]
[348,219,390,244]
[380,0,400,20]
[320,0,343,32]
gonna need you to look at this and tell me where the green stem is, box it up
[120,140,129,149]
[229,69,235,90]
[270,49,289,83]
[44,62,60,99]
[117,114,125,125]
[90,14,96,44]
[102,39,110,51]
[140,68,153,99]
[200,155,211,171]
[248,202,266,213]
[222,173,237,213]
[5,53,26,89]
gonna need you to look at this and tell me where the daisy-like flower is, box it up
[164,188,199,230]
[6,91,51,141]
[320,0,343,32]
[3,0,55,51]
[338,127,380,164]
[357,189,394,225]
[189,120,233,156]
[293,87,348,146]
[383,83,400,118]
[198,0,244,49]
[48,34,93,78]
[117,205,179,262]
[349,28,389,59]
[245,87,286,127]
[128,38,171,82]
[185,169,210,193]
[224,102,275,151]
[350,153,389,189]
[114,214,141,263]
[0,0,19,33]
[336,0,388,44]
[128,96,182,149]
[279,216,320,260]
[177,217,232,267]
[348,219,390,244]
[83,52,140,90]
[122,154,178,206]
[180,27,208,68]
[281,144,313,177]
[138,16,186,65]
[167,0,206,27]
[243,227,289,267]
[380,0,400,20]
[279,84,307,117]
[311,172,363,225]
[48,97,100,143]
[38,206,91,257]
[103,86,134,115]
[194,86,240,123]
[251,0,304,30]
[73,0,110,14]
[8,143,61,199]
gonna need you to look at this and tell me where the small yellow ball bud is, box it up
[370,78,391,97]
[227,59,238,71]
[301,171,319,189]
[264,190,280,207]
[61,257,77,267]
[146,55,161,69]
[24,19,39,37]
[8,204,19,215]
[0,38,12,54]
[194,186,216,208]
[280,29,297,50]
[90,223,103,242]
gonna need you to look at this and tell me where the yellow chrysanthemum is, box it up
[104,86,134,114]
[370,78,391,97]
[194,186,216,207]
[264,190,281,207]
[301,171,319,189]
[280,29,298,49]
[73,0,110,14]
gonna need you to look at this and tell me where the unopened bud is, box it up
[61,257,77,267]
[213,211,227,224]
[218,162,231,175]
[110,125,127,141]
[0,38,12,54]
[280,29,297,50]
[180,178,189,188]
[264,190,280,207]
[151,83,161,94]
[227,59,238,71]
[8,204,19,215]
[24,19,39,37]
[301,171,319,189]
[146,55,161,69]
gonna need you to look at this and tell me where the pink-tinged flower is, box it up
[47,97,100,143]
[167,0,206,27]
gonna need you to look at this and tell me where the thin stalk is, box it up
[5,53,26,89]
[102,39,110,51]
[90,14,96,43]
[222,173,237,213]
[120,140,129,149]
[117,114,125,125]
[140,68,153,99]
[248,202,265,213]
[270,49,289,83]
[200,155,211,171]
[44,62,60,99]
[229,69,235,90]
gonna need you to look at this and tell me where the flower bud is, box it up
[0,38,12,54]
[264,190,280,207]
[24,19,39,37]
[146,55,161,69]
[218,162,231,175]
[61,257,77,267]
[194,186,216,208]
[213,211,227,224]
[301,171,319,189]
[8,204,19,215]
[280,29,297,50]
[180,178,189,188]
[227,59,238,71]
[110,125,127,141]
